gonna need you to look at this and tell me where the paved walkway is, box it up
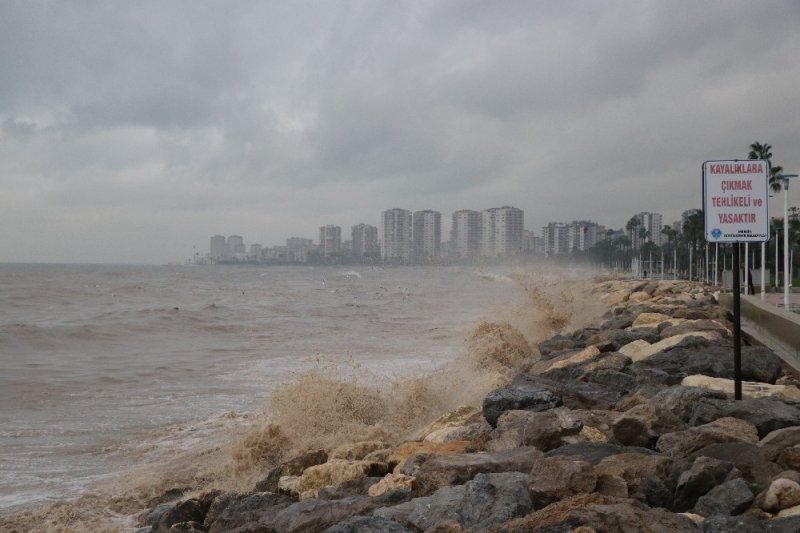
[748,290,800,314]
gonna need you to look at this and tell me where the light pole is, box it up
[778,174,798,310]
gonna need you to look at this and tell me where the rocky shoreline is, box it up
[136,279,800,532]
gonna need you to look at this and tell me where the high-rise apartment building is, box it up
[628,212,663,250]
[210,235,226,260]
[319,225,342,257]
[450,210,481,259]
[480,206,524,257]
[225,235,246,258]
[542,223,570,255]
[382,208,412,263]
[412,210,441,263]
[568,221,607,252]
[351,223,380,259]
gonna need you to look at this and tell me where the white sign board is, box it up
[703,160,769,243]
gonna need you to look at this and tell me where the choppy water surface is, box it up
[0,263,522,510]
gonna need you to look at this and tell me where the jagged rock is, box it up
[619,332,721,362]
[658,319,731,340]
[389,441,477,473]
[640,342,783,384]
[491,492,613,532]
[631,312,674,329]
[545,346,602,372]
[600,312,636,330]
[694,478,754,517]
[673,456,736,512]
[700,515,765,532]
[593,453,672,504]
[423,421,491,444]
[769,516,800,531]
[268,490,412,533]
[416,406,483,438]
[400,446,543,497]
[657,417,759,458]
[324,515,414,532]
[487,407,582,452]
[483,381,562,427]
[757,478,800,512]
[373,472,531,532]
[527,455,597,508]
[206,492,295,533]
[545,442,656,465]
[535,499,702,532]
[689,397,800,438]
[330,441,390,461]
[367,474,414,497]
[560,380,624,410]
[759,427,800,461]
[317,477,383,500]
[612,401,685,447]
[294,460,388,497]
[538,335,581,358]
[596,473,629,497]
[149,499,207,533]
[651,386,727,423]
[255,449,329,492]
[681,375,800,401]
[688,443,782,493]
[777,446,800,471]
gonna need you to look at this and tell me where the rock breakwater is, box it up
[129,279,800,532]
[12,278,800,532]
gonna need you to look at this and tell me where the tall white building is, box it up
[412,210,441,263]
[542,223,570,255]
[351,223,379,259]
[319,225,342,257]
[629,212,663,250]
[382,208,412,263]
[450,210,481,259]
[225,235,246,258]
[568,221,607,252]
[286,237,314,263]
[480,206,524,257]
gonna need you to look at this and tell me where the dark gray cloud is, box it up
[1,0,800,263]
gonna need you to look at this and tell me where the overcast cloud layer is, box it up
[2,1,800,263]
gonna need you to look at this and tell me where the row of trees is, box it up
[584,142,800,281]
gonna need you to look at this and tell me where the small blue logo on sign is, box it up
[711,228,722,239]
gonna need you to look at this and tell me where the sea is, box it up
[0,263,530,514]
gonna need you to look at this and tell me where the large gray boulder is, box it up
[483,382,562,428]
[545,442,657,465]
[487,407,582,452]
[400,446,543,497]
[373,472,531,532]
[207,492,295,533]
[527,455,597,509]
[673,456,736,512]
[324,516,413,532]
[693,478,753,517]
[688,442,782,493]
[689,398,800,438]
[657,417,759,458]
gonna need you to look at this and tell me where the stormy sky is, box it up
[2,1,800,264]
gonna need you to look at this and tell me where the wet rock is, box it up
[700,515,765,532]
[389,441,478,473]
[620,332,722,363]
[330,441,390,461]
[401,446,543,497]
[374,472,532,532]
[206,492,295,533]
[559,380,624,410]
[658,319,731,340]
[483,382,562,428]
[673,456,736,512]
[295,460,388,497]
[545,346,602,372]
[657,417,759,458]
[317,477,383,500]
[367,474,414,497]
[545,442,656,465]
[487,407,582,452]
[150,499,207,533]
[688,443,782,493]
[612,401,684,448]
[538,335,581,358]
[689,397,800,438]
[255,449,329,492]
[270,490,412,533]
[641,343,782,384]
[527,455,597,509]
[631,312,674,329]
[587,328,660,350]
[324,515,414,532]
[694,478,753,517]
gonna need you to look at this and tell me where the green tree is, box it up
[748,141,784,193]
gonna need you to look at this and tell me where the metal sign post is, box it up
[703,160,770,401]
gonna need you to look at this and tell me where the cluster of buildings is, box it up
[206,209,666,265]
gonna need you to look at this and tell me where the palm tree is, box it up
[748,141,784,193]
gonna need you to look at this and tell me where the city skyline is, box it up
[2,2,800,263]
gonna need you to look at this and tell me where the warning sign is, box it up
[703,160,769,243]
